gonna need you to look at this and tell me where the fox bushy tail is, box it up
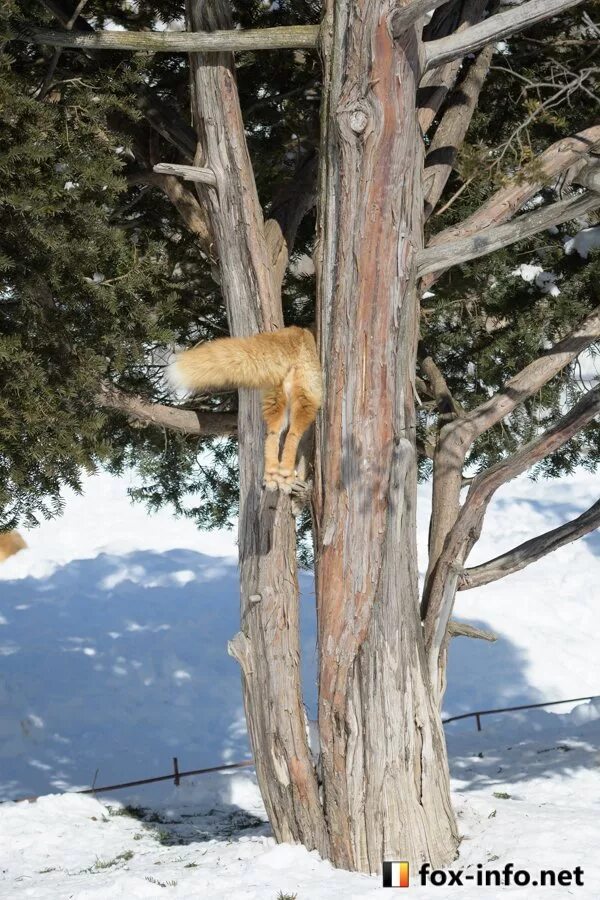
[169,330,300,392]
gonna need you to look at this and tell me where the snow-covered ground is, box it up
[1,467,599,897]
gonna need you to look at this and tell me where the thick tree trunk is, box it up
[313,0,458,874]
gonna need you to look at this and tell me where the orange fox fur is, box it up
[170,326,322,491]
[0,531,27,563]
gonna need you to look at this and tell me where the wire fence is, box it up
[442,693,600,731]
[16,693,599,803]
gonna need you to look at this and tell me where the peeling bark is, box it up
[185,0,327,856]
[314,0,457,873]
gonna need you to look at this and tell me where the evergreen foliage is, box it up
[0,0,598,536]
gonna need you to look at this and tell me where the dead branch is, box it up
[418,0,488,135]
[13,22,320,53]
[419,190,600,275]
[448,620,497,641]
[145,172,213,254]
[97,384,237,436]
[424,0,587,71]
[153,162,217,186]
[423,43,494,218]
[459,498,600,590]
[424,384,600,672]
[423,124,600,289]
[449,305,600,447]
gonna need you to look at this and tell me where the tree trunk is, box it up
[185,0,328,856]
[313,0,458,874]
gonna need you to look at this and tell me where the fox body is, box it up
[0,531,26,563]
[170,326,322,491]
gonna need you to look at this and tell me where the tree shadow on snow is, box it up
[1,553,597,819]
[0,548,317,805]
[445,617,600,793]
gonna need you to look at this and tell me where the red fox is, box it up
[170,326,322,491]
[0,531,27,563]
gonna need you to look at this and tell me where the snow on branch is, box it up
[418,190,600,276]
[459,498,600,591]
[96,384,237,436]
[424,0,587,72]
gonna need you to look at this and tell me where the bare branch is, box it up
[419,352,465,420]
[37,0,94,33]
[13,22,320,53]
[264,149,318,295]
[153,162,217,186]
[424,384,600,670]
[35,0,88,100]
[424,0,587,72]
[423,43,494,217]
[459,498,600,590]
[391,0,452,37]
[97,384,237,436]
[419,190,600,275]
[418,0,488,135]
[146,172,213,253]
[424,302,600,590]
[448,620,497,641]
[423,124,600,289]
[451,305,600,447]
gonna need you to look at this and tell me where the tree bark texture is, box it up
[185,0,328,857]
[313,0,458,873]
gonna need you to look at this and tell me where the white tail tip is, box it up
[165,353,192,395]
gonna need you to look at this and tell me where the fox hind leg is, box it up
[278,381,320,494]
[262,386,289,491]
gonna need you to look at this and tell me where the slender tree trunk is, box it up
[185,0,328,856]
[313,0,458,873]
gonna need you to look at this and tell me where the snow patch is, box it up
[564,225,600,259]
[511,263,560,296]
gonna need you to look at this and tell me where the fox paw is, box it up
[263,470,282,492]
[276,468,297,495]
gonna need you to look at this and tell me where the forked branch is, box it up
[419,190,600,276]
[449,305,600,447]
[424,125,600,288]
[430,126,600,246]
[425,303,600,626]
[424,385,600,670]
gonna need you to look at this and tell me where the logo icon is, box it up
[383,861,410,888]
